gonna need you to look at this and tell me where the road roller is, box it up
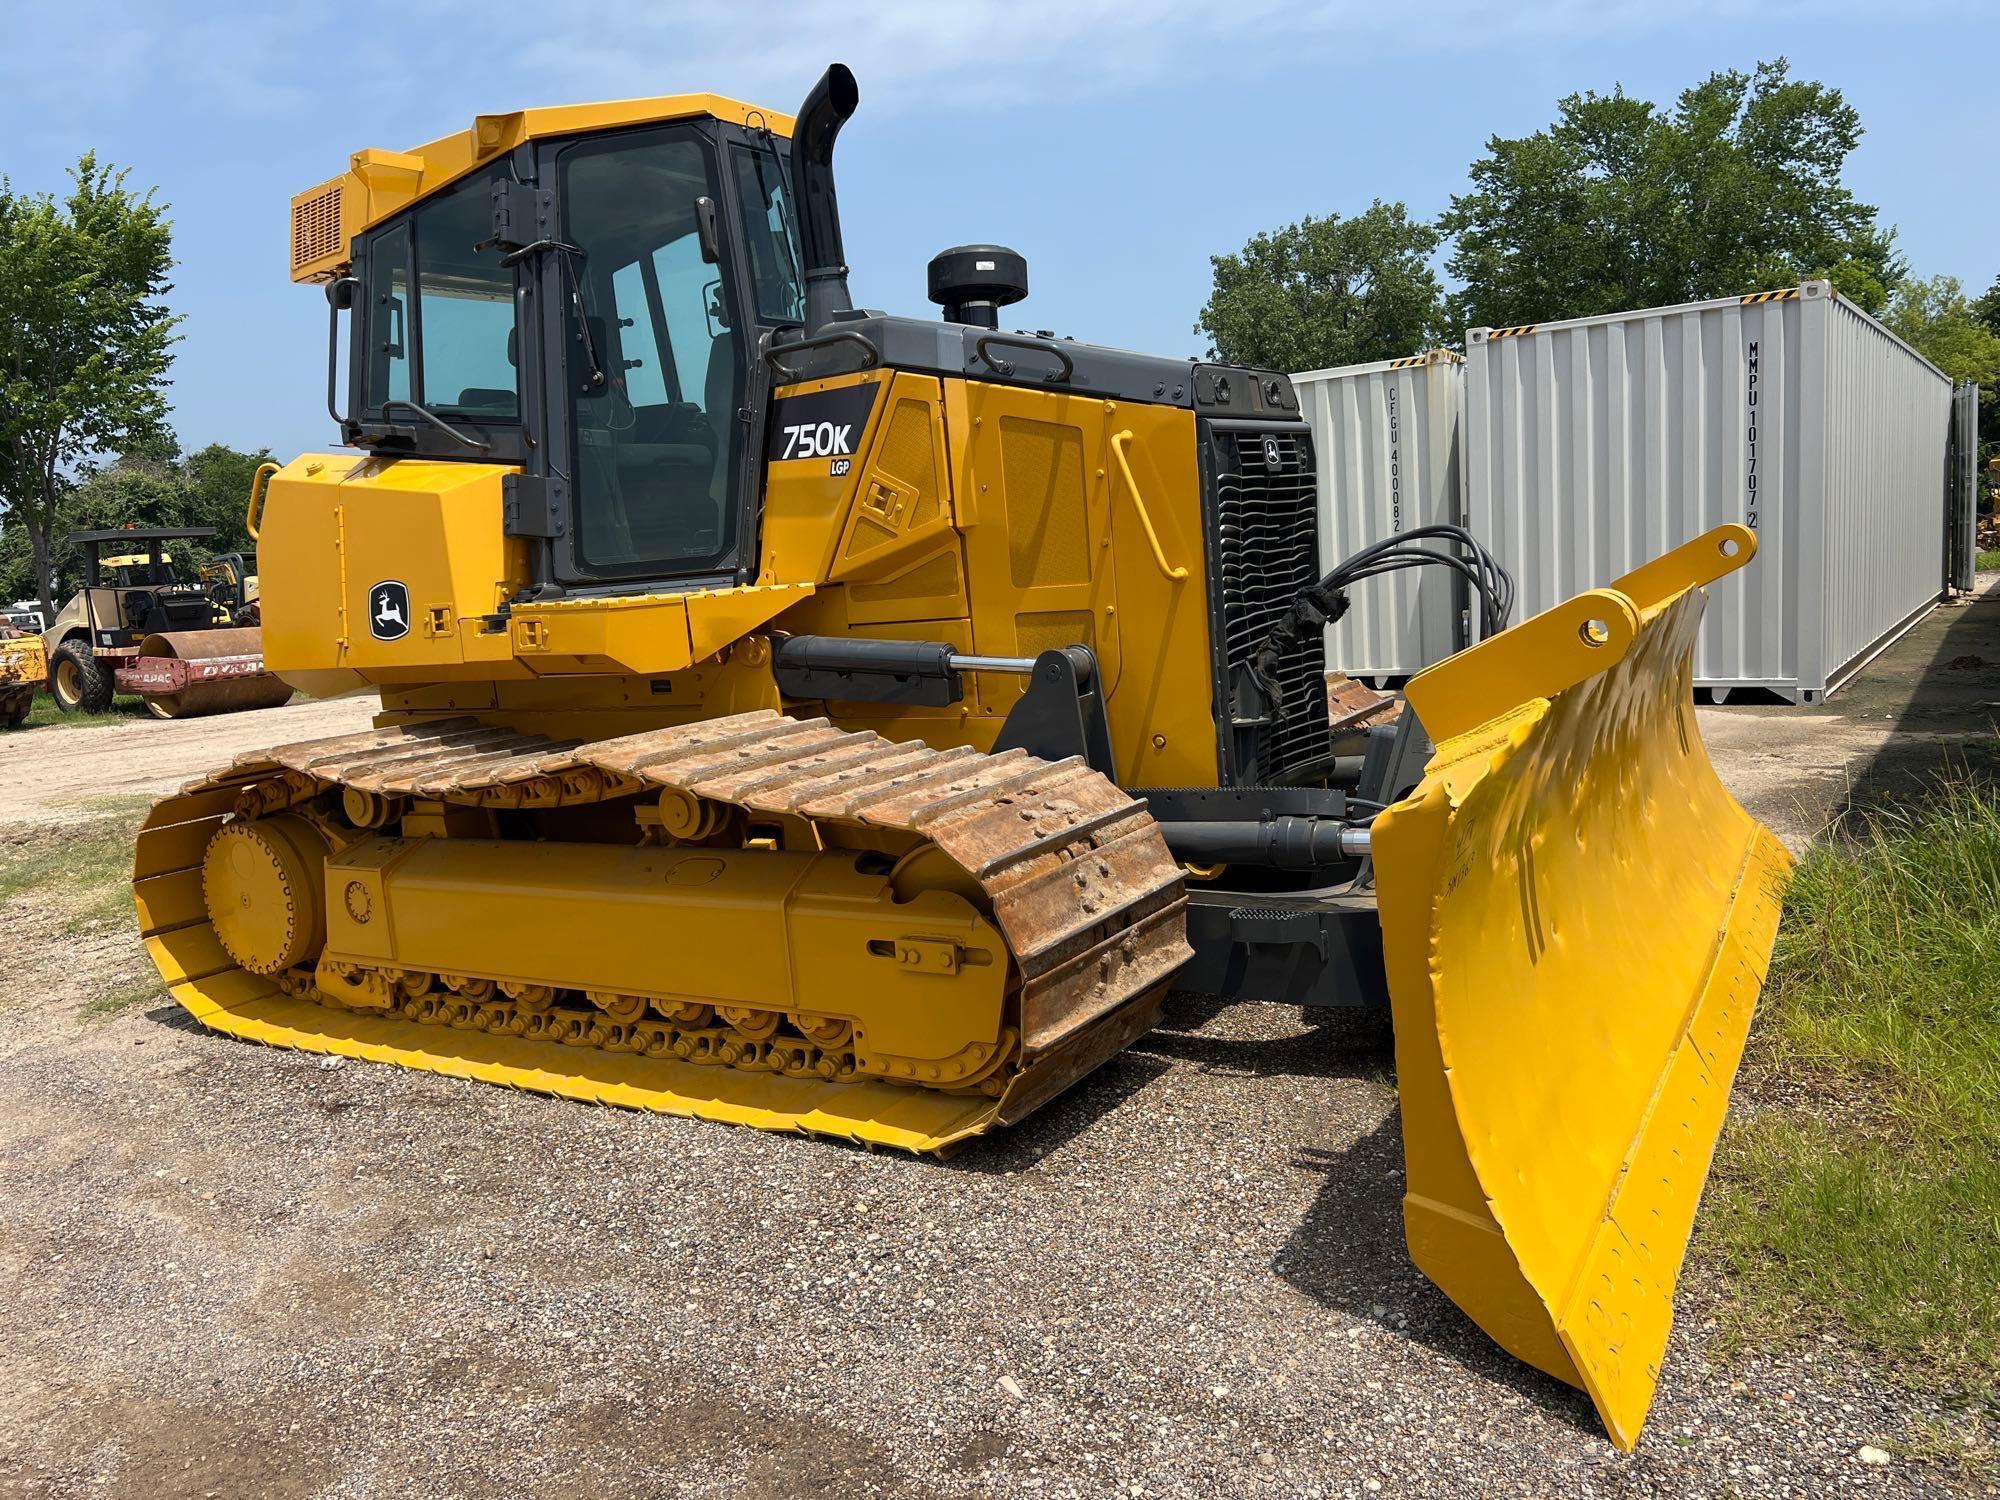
[43,527,291,719]
[131,64,1790,1447]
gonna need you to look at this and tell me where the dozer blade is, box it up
[1370,524,1791,1450]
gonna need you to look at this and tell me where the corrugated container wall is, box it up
[1295,350,1464,681]
[1464,282,1952,701]
[1949,382,1980,593]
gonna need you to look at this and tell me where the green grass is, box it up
[14,692,153,730]
[1708,778,2000,1405]
[12,687,303,730]
[1978,547,2000,572]
[79,981,166,1021]
[0,810,142,934]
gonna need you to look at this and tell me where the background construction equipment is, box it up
[42,527,289,719]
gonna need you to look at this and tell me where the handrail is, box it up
[973,332,1075,383]
[1109,430,1189,582]
[245,461,280,542]
[763,328,881,381]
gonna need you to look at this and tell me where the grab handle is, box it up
[973,332,1075,383]
[245,461,280,542]
[1109,430,1188,582]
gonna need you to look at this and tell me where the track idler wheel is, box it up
[201,814,332,975]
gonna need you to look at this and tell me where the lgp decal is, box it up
[370,580,411,641]
[766,382,880,466]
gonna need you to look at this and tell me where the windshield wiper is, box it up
[493,237,607,391]
[378,399,491,452]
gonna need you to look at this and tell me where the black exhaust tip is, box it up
[791,64,859,333]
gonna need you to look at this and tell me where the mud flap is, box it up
[1371,525,1792,1450]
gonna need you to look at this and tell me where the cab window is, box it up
[730,146,806,325]
[359,171,518,421]
[560,129,742,576]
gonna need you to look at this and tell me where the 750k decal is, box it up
[765,382,880,469]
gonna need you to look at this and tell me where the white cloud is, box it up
[479,0,1904,112]
[0,0,1954,125]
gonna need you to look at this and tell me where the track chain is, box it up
[181,710,1190,1083]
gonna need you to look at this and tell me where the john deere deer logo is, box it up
[370,580,411,641]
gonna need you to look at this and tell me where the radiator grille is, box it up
[1205,424,1331,782]
[291,182,344,273]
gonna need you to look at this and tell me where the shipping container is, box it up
[1295,349,1465,682]
[1464,281,1953,702]
[1949,382,1981,594]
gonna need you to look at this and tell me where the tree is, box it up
[1975,274,2000,449]
[1884,276,2000,390]
[1441,60,1901,332]
[0,440,273,608]
[1898,273,2000,455]
[1975,273,2000,340]
[1197,202,1444,372]
[0,154,182,619]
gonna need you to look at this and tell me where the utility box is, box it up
[1295,349,1465,682]
[1464,281,1953,702]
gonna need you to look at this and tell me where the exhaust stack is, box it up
[790,64,859,334]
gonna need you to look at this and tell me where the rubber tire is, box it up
[50,640,114,714]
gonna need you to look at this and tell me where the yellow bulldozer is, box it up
[0,621,45,728]
[132,66,1789,1449]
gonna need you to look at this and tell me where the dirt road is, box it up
[0,694,377,825]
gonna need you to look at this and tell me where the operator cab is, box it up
[333,110,808,593]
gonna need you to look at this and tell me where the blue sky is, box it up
[2,0,1993,462]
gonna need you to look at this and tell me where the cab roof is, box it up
[290,92,794,284]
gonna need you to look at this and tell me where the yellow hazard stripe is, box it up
[1484,324,1538,340]
[1739,288,1800,304]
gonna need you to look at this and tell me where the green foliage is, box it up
[0,439,272,606]
[0,154,182,617]
[1442,59,1899,330]
[1884,275,2000,390]
[1197,202,1444,371]
[1974,273,2000,337]
[1972,275,2000,448]
[1708,780,2000,1397]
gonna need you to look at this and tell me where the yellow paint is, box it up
[758,369,902,588]
[258,454,529,688]
[508,584,813,677]
[947,381,1217,786]
[315,834,1007,1066]
[1372,525,1791,1450]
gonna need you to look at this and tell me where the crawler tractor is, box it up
[45,527,289,718]
[133,67,1789,1448]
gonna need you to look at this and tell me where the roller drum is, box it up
[135,628,292,719]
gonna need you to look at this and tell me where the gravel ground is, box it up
[2,625,1996,1497]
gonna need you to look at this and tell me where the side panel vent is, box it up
[290,177,348,282]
